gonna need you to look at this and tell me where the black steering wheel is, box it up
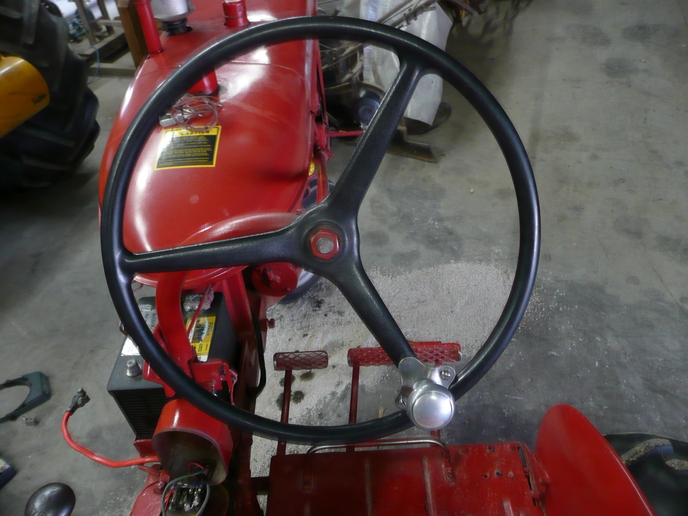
[101,16,540,444]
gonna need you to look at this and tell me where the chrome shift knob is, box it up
[396,357,457,431]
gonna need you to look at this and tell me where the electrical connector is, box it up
[67,388,90,414]
[159,114,177,128]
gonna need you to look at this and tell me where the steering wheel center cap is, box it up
[407,380,455,431]
[309,227,341,260]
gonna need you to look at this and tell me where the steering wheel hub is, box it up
[309,227,341,260]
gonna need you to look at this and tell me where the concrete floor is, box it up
[1,0,687,513]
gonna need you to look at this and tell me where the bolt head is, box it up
[315,236,335,255]
[126,359,142,378]
[309,228,340,259]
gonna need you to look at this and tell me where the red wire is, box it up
[186,285,213,342]
[61,411,159,468]
[188,462,205,473]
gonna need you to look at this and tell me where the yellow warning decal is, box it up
[186,315,216,361]
[155,126,221,169]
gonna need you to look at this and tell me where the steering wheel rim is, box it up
[101,16,540,444]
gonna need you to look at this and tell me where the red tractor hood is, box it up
[99,0,318,286]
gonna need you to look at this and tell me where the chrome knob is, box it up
[396,357,457,432]
[406,380,455,431]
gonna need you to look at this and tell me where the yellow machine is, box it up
[0,54,50,139]
[0,0,99,189]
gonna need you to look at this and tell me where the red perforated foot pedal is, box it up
[347,342,460,368]
[273,351,328,371]
[273,351,329,454]
[347,342,461,429]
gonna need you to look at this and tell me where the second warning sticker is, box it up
[186,315,215,362]
[155,126,221,169]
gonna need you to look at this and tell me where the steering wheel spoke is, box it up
[328,59,425,217]
[120,227,300,276]
[326,258,414,366]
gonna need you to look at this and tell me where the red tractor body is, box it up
[99,0,320,290]
[67,1,662,515]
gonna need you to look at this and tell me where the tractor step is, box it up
[347,341,461,367]
[273,350,328,371]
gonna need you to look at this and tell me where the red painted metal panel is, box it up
[133,439,157,458]
[129,467,166,516]
[267,443,544,516]
[118,62,313,253]
[98,0,320,287]
[536,404,655,516]
[153,399,234,485]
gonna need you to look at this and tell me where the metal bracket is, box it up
[0,372,51,424]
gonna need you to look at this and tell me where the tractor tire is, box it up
[0,0,100,188]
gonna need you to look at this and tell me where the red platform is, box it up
[264,405,657,516]
[267,440,544,516]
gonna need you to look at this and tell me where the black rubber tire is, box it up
[605,433,688,516]
[0,0,100,188]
